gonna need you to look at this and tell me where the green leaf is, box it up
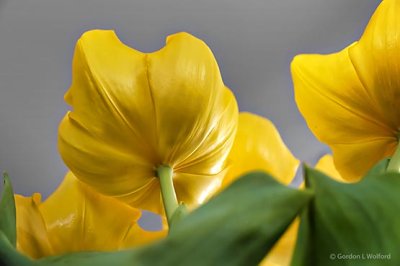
[292,163,400,266]
[0,174,34,266]
[38,172,311,266]
[0,172,17,247]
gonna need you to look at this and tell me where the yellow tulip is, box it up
[218,112,299,266]
[16,172,167,259]
[58,30,238,215]
[221,112,299,189]
[262,155,345,266]
[291,0,400,181]
[221,114,349,266]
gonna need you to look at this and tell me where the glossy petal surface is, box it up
[221,112,299,188]
[291,0,400,180]
[40,172,167,254]
[16,172,166,259]
[15,194,52,259]
[349,0,400,128]
[58,30,238,213]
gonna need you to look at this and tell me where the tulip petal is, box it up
[39,172,166,255]
[331,139,396,181]
[15,194,53,259]
[349,0,400,128]
[59,30,159,210]
[221,110,302,264]
[222,112,299,188]
[314,155,345,182]
[292,45,396,180]
[145,33,237,173]
[59,30,238,213]
[174,170,225,209]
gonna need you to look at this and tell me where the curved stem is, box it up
[157,165,178,226]
[387,138,400,173]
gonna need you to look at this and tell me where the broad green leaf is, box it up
[36,172,311,266]
[292,163,400,266]
[0,172,17,247]
[134,172,312,266]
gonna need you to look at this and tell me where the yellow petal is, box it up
[260,219,300,266]
[221,112,299,188]
[291,44,396,180]
[58,30,238,213]
[349,0,400,129]
[39,172,167,255]
[15,194,53,259]
[314,154,347,182]
[331,140,396,181]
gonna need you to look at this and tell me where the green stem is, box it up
[387,139,400,173]
[157,165,178,226]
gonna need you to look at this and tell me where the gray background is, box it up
[0,0,380,198]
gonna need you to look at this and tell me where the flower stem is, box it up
[157,165,178,226]
[387,139,400,173]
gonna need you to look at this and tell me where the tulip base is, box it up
[157,165,179,227]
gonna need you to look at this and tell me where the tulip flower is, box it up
[221,112,299,189]
[291,0,400,181]
[58,30,238,220]
[219,112,299,266]
[262,154,345,266]
[16,172,166,259]
[221,114,349,266]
